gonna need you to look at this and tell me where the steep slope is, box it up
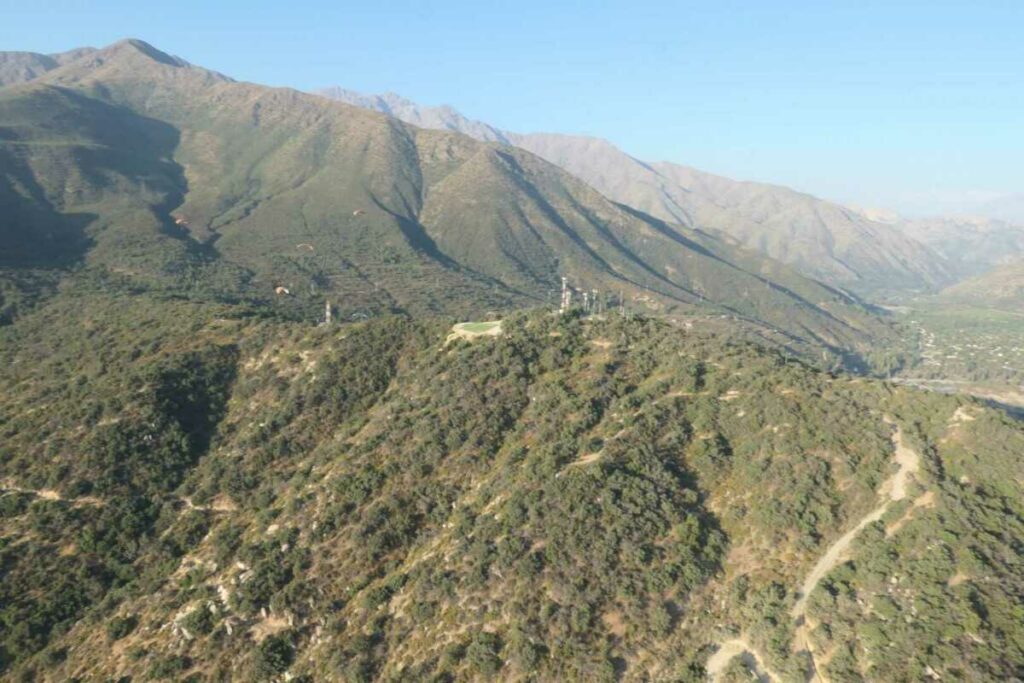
[641,160,953,293]
[0,39,893,361]
[1,305,1021,681]
[314,89,954,295]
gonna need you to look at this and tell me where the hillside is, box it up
[1,300,1022,681]
[0,47,96,86]
[939,259,1024,308]
[859,209,1024,280]
[0,40,894,364]
[314,89,954,296]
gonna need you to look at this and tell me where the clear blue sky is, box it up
[2,0,1021,216]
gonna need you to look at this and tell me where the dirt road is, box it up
[705,638,778,682]
[709,419,923,682]
[788,420,921,682]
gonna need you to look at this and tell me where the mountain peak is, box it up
[315,86,511,144]
[102,38,189,67]
[23,38,233,88]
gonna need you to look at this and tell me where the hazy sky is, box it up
[2,0,1021,217]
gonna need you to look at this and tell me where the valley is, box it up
[887,303,1024,414]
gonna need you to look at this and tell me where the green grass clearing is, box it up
[457,321,502,334]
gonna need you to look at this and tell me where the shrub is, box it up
[255,633,294,678]
[106,615,138,642]
[465,632,502,676]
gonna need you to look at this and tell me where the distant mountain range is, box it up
[0,47,96,86]
[316,87,1024,295]
[316,87,510,144]
[858,208,1024,279]
[0,40,892,361]
[4,51,1018,302]
[978,192,1024,224]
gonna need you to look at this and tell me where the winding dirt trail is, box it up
[708,419,923,682]
[788,419,921,682]
[0,480,105,508]
[793,421,919,616]
[706,638,778,682]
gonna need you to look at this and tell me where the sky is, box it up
[1,0,1021,218]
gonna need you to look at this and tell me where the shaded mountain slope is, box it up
[0,40,892,359]
[0,84,192,269]
[316,89,954,295]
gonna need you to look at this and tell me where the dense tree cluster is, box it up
[0,303,1022,680]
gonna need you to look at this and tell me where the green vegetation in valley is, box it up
[899,304,1024,384]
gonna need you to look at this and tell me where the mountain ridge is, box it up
[7,47,1007,297]
[313,86,980,295]
[316,87,510,144]
[0,39,893,363]
[0,46,97,86]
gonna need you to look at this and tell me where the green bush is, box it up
[255,634,294,678]
[106,615,137,642]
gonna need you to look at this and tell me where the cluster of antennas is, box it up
[558,277,611,315]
